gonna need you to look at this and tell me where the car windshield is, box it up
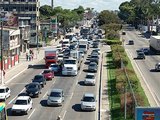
[138,52,144,55]
[90,63,96,66]
[0,89,5,93]
[91,56,98,58]
[43,70,51,74]
[50,92,61,97]
[63,60,76,64]
[28,84,37,89]
[63,41,69,44]
[15,100,27,105]
[46,56,56,59]
[34,75,43,79]
[83,96,95,102]
[79,45,86,48]
[86,75,95,79]
[50,64,58,67]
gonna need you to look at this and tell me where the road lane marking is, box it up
[52,80,56,84]
[8,88,25,105]
[62,110,67,120]
[5,68,27,84]
[127,49,160,106]
[28,108,36,119]
[43,91,48,98]
[70,93,73,99]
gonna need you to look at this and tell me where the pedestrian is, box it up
[26,53,29,61]
[3,70,5,79]
[29,54,31,61]
[31,54,33,60]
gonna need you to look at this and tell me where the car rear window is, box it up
[15,100,27,105]
[83,96,95,102]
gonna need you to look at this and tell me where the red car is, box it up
[42,69,54,80]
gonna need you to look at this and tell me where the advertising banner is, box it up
[136,107,160,120]
[51,16,57,33]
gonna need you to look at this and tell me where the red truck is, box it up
[44,48,58,68]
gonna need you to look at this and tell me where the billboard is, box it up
[136,107,160,120]
[50,16,57,33]
[3,11,18,27]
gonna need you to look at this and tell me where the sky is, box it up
[40,0,130,12]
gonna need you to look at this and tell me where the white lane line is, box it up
[8,96,17,105]
[70,93,73,99]
[62,110,67,120]
[8,88,25,105]
[28,108,36,119]
[43,91,48,98]
[52,80,56,84]
[127,50,160,106]
[5,68,27,84]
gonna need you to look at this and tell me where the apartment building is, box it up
[0,0,40,44]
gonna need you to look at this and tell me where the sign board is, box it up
[51,16,57,33]
[136,107,160,120]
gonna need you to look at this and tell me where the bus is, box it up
[0,102,7,120]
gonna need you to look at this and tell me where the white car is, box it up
[84,73,96,85]
[58,53,64,61]
[81,93,96,111]
[11,96,33,115]
[0,86,11,101]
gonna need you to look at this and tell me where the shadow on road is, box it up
[28,64,45,69]
[72,104,82,112]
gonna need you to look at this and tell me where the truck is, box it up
[78,39,89,54]
[62,58,78,76]
[70,50,83,68]
[149,36,160,54]
[44,48,58,68]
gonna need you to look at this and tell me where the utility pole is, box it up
[0,20,3,85]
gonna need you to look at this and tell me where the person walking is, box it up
[26,53,29,61]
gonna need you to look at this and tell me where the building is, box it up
[0,0,40,45]
[0,27,20,70]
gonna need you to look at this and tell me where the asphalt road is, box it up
[5,45,101,120]
[123,29,160,106]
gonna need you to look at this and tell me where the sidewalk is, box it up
[101,45,111,120]
[3,38,61,85]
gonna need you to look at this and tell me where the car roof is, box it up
[51,89,63,93]
[84,93,95,97]
[28,82,40,85]
[86,73,95,76]
[16,96,30,100]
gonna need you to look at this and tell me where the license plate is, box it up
[29,93,33,96]
[16,110,21,113]
[67,72,71,75]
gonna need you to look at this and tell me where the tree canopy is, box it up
[40,5,85,28]
[118,0,160,27]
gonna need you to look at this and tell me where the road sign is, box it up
[136,107,160,120]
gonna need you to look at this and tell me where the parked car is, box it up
[32,74,46,87]
[25,82,42,97]
[41,69,54,80]
[81,93,96,111]
[128,40,134,45]
[84,73,96,85]
[49,64,61,73]
[11,96,33,115]
[155,62,160,71]
[88,62,98,72]
[47,89,64,106]
[0,86,11,101]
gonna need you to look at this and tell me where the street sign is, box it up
[135,107,160,120]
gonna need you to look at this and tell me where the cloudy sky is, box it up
[40,0,130,12]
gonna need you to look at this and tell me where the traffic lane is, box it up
[64,49,101,120]
[5,61,45,105]
[126,48,160,105]
[29,48,90,120]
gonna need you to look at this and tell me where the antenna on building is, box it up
[51,0,54,9]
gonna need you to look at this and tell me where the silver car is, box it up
[84,73,96,85]
[81,93,96,111]
[47,89,64,106]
